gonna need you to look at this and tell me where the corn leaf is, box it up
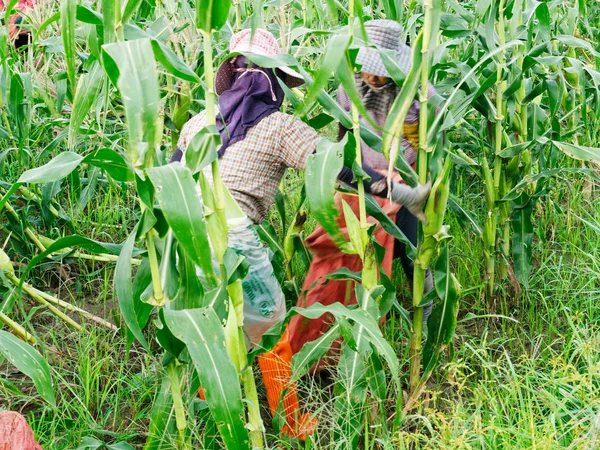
[18,152,84,184]
[115,225,150,350]
[305,138,348,249]
[60,0,77,88]
[0,330,55,407]
[511,193,534,288]
[552,141,600,163]
[423,243,459,371]
[102,39,160,162]
[68,60,106,150]
[163,308,250,450]
[146,164,216,285]
[196,0,232,32]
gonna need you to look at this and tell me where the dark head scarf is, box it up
[216,56,285,157]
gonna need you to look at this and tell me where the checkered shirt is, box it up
[178,111,319,224]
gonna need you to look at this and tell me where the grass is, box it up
[2,167,599,449]
[1,1,599,447]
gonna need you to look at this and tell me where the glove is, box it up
[390,181,431,225]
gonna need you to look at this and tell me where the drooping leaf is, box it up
[18,152,83,184]
[291,323,340,381]
[294,302,400,390]
[151,40,201,83]
[146,164,217,285]
[163,308,250,449]
[305,138,348,248]
[0,330,55,406]
[298,34,351,116]
[84,148,135,182]
[552,141,600,163]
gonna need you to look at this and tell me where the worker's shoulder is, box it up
[181,110,209,134]
[263,110,311,130]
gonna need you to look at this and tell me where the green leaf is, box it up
[76,5,103,25]
[382,31,423,164]
[298,34,351,116]
[554,35,600,58]
[511,194,534,288]
[115,226,150,350]
[23,234,133,279]
[60,0,77,88]
[305,138,348,249]
[294,302,400,390]
[172,246,205,310]
[102,39,160,162]
[84,148,135,182]
[423,243,459,372]
[183,126,220,174]
[341,199,363,257]
[18,152,83,184]
[291,323,340,381]
[363,194,416,260]
[448,195,483,237]
[146,164,216,284]
[0,330,55,406]
[122,0,143,23]
[151,40,201,83]
[163,308,250,449]
[69,61,105,150]
[143,370,177,450]
[552,141,600,163]
[196,0,232,32]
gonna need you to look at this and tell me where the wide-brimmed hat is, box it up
[356,19,412,78]
[215,29,304,96]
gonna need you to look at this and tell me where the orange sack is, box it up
[287,191,401,359]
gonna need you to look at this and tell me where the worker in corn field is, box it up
[173,28,431,439]
[0,0,36,48]
[267,18,439,428]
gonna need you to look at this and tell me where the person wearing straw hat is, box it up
[174,27,431,439]
[280,17,438,412]
[0,0,36,47]
[343,19,437,321]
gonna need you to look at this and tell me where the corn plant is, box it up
[2,0,600,448]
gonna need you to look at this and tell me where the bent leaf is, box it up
[0,330,55,406]
[163,308,250,449]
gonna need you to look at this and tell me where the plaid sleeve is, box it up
[278,114,319,170]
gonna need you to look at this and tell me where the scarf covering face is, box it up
[354,72,399,117]
[216,56,285,157]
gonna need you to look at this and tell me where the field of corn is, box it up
[1,0,599,448]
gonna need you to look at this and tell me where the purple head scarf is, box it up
[216,56,285,157]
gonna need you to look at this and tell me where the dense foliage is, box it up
[1,0,599,448]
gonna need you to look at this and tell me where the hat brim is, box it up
[215,51,305,96]
[356,45,412,78]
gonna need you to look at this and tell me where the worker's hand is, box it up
[390,181,431,225]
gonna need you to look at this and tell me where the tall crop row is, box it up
[0,0,598,448]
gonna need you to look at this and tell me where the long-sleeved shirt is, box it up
[176,110,387,224]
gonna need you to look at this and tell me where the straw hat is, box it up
[356,19,412,78]
[215,29,305,96]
